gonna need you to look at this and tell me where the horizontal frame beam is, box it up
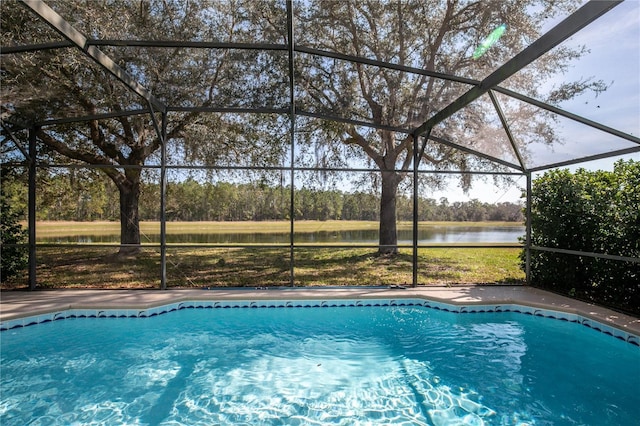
[1,39,287,54]
[527,146,640,173]
[296,109,412,134]
[531,245,640,264]
[295,45,479,86]
[29,243,524,250]
[0,40,72,54]
[35,109,151,128]
[94,40,287,51]
[30,161,524,176]
[167,106,288,114]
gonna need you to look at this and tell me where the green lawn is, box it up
[3,221,525,289]
[3,246,525,289]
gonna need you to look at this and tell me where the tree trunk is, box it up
[118,180,141,255]
[379,170,399,255]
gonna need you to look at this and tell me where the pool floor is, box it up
[2,303,639,425]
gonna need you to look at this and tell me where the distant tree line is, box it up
[6,173,523,223]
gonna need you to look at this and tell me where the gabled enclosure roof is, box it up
[1,0,639,172]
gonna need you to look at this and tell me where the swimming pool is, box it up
[1,299,639,425]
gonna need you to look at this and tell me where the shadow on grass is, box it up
[418,256,463,282]
[291,249,414,286]
[1,246,525,289]
[2,247,161,289]
[166,248,291,287]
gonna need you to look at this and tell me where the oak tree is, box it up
[294,0,602,254]
[1,0,286,254]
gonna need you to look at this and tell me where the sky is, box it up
[432,0,640,203]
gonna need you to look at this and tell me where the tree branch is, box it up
[89,120,123,162]
[345,4,384,125]
[36,128,124,187]
[345,125,383,168]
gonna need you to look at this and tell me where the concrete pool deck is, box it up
[1,286,639,336]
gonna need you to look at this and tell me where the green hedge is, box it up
[522,160,640,315]
[0,192,28,281]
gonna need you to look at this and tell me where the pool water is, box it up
[1,305,639,425]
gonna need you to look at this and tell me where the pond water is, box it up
[40,225,524,244]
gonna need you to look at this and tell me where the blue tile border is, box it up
[1,298,638,346]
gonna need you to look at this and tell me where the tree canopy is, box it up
[1,0,288,253]
[0,0,626,256]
